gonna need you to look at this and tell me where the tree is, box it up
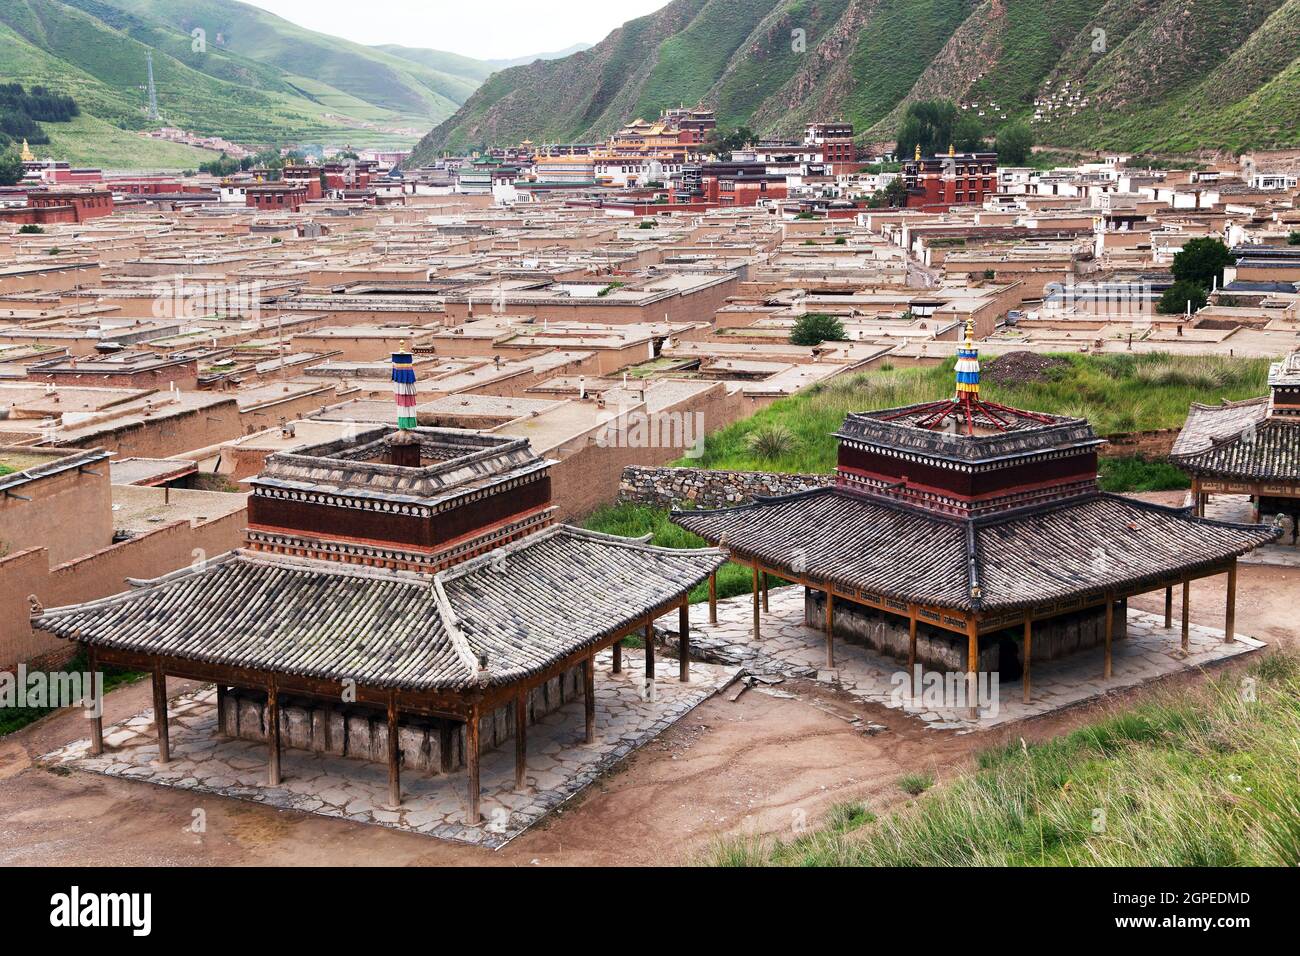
[895,100,958,159]
[952,115,985,152]
[869,176,909,208]
[706,126,754,155]
[0,150,23,187]
[995,122,1034,165]
[1288,231,1300,246]
[1158,280,1208,315]
[791,313,847,346]
[18,224,44,234]
[1171,237,1233,289]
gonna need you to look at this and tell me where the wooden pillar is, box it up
[611,638,622,674]
[1181,578,1191,651]
[1022,617,1032,704]
[583,656,596,743]
[466,706,481,825]
[644,620,656,685]
[1164,586,1173,629]
[266,677,280,786]
[386,692,401,808]
[824,589,835,668]
[678,601,690,682]
[1103,595,1114,680]
[761,571,770,613]
[751,563,761,640]
[708,572,718,625]
[965,617,979,720]
[907,607,918,699]
[215,682,228,736]
[514,690,528,791]
[1224,560,1237,643]
[439,722,454,774]
[152,665,169,765]
[86,645,103,756]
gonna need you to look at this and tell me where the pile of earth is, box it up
[981,351,1069,387]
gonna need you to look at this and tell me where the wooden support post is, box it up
[266,677,280,786]
[761,571,769,613]
[907,607,918,700]
[1181,578,1191,651]
[1224,560,1237,643]
[678,601,690,682]
[751,563,761,640]
[88,646,103,756]
[1164,586,1173,629]
[152,665,169,765]
[215,682,228,736]
[824,589,835,669]
[466,706,481,825]
[583,656,596,743]
[514,690,528,791]
[611,638,622,674]
[387,692,401,808]
[708,572,718,624]
[644,620,655,686]
[1022,617,1032,704]
[965,617,979,720]
[439,722,454,774]
[1103,595,1114,680]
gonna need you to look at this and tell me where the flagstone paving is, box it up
[1201,494,1300,568]
[657,585,1265,732]
[41,649,739,848]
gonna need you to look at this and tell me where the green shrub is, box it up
[790,313,847,346]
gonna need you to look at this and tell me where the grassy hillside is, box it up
[0,0,498,163]
[412,0,1300,159]
[708,653,1300,866]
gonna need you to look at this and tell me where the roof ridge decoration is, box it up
[391,342,417,431]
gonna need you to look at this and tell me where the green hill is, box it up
[0,0,497,164]
[410,0,1300,161]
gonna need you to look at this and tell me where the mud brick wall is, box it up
[618,465,835,511]
[1100,429,1180,459]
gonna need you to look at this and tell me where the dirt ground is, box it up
[2,559,1295,867]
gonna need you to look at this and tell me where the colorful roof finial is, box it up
[391,343,417,430]
[914,143,921,161]
[955,318,980,398]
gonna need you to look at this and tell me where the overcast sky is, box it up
[243,0,669,60]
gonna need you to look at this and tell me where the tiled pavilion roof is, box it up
[34,527,726,691]
[672,488,1277,613]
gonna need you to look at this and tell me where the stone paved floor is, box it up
[41,649,739,848]
[1201,494,1300,568]
[658,586,1265,732]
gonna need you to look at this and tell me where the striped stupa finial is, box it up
[391,343,417,430]
[955,318,980,397]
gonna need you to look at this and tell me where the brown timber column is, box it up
[1224,560,1237,643]
[1181,578,1191,651]
[708,572,718,624]
[751,563,761,640]
[907,607,918,700]
[611,638,622,674]
[152,664,169,765]
[514,690,528,791]
[216,683,228,736]
[644,620,656,686]
[583,656,596,743]
[87,645,103,756]
[387,692,401,808]
[761,571,770,613]
[678,601,690,682]
[266,677,281,786]
[1164,586,1173,629]
[1103,595,1115,680]
[466,706,481,825]
[965,617,979,720]
[824,589,835,668]
[1022,617,1033,704]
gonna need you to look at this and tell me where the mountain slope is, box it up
[410,0,1300,161]
[0,0,498,160]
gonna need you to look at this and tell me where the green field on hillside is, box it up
[707,653,1300,866]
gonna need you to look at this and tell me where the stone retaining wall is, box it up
[618,465,834,511]
[218,665,585,773]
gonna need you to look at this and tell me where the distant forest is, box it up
[0,83,80,150]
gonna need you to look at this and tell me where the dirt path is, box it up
[2,559,1294,867]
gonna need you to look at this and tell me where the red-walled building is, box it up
[804,123,857,174]
[246,183,309,212]
[0,188,116,224]
[902,150,998,211]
